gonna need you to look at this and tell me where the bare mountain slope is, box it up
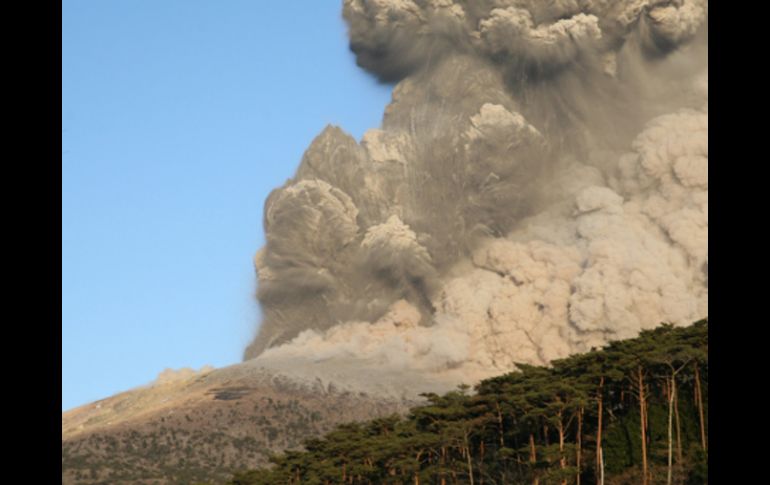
[62,356,458,484]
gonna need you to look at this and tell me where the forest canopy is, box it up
[227,320,708,485]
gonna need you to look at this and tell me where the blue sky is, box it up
[62,1,393,411]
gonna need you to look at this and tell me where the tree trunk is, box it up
[558,410,567,485]
[466,447,474,485]
[495,401,505,447]
[596,376,604,483]
[694,364,707,452]
[441,446,447,485]
[674,380,682,463]
[414,450,423,485]
[465,431,475,485]
[577,406,583,485]
[667,374,675,485]
[638,366,648,485]
[599,446,605,485]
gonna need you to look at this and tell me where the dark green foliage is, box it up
[225,319,707,484]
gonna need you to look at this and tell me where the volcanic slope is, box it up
[62,356,454,485]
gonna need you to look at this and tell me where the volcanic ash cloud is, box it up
[244,0,708,384]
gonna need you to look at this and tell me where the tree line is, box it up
[227,319,707,485]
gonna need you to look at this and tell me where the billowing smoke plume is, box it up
[245,0,707,384]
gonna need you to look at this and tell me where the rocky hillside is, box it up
[61,357,451,484]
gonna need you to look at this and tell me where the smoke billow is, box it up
[244,0,707,384]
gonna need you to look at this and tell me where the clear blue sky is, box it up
[62,1,392,411]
